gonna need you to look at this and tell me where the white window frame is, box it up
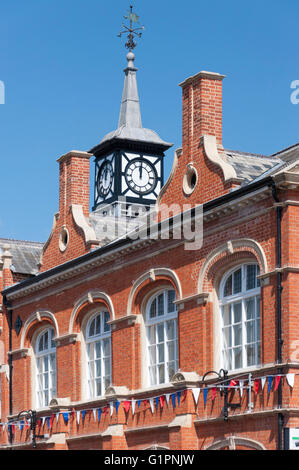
[85,311,112,399]
[219,263,261,371]
[145,289,178,387]
[35,328,57,409]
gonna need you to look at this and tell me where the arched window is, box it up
[145,289,178,386]
[86,311,111,398]
[219,264,261,371]
[35,328,57,408]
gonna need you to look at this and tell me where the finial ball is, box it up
[127,52,135,62]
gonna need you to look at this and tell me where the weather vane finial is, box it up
[117,5,145,51]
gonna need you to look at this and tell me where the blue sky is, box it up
[1,0,299,242]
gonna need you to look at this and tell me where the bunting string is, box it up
[1,372,297,431]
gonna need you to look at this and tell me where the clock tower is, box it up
[89,8,172,216]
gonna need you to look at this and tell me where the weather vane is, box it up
[117,5,145,51]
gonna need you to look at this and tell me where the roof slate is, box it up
[0,238,43,275]
[224,149,282,185]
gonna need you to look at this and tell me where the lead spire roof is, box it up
[89,6,172,155]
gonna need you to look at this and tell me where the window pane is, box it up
[168,341,175,362]
[234,347,242,369]
[233,303,242,324]
[88,343,94,360]
[257,319,261,340]
[89,319,95,337]
[103,311,110,332]
[149,366,156,386]
[246,298,255,320]
[104,376,111,391]
[157,324,164,343]
[88,380,94,397]
[95,342,101,359]
[158,364,165,384]
[157,294,164,316]
[149,345,156,365]
[50,329,55,349]
[222,305,231,326]
[95,315,101,335]
[246,344,256,366]
[167,290,176,313]
[233,269,242,294]
[246,265,259,290]
[166,320,175,340]
[104,358,110,376]
[224,275,232,297]
[223,349,232,370]
[43,356,49,372]
[257,265,261,288]
[223,327,232,349]
[103,338,110,357]
[88,360,94,379]
[148,326,156,345]
[246,320,255,343]
[96,380,102,397]
[44,331,48,349]
[95,359,101,378]
[158,344,164,363]
[149,300,156,318]
[168,362,176,381]
[233,324,242,346]
[256,296,261,318]
[50,353,56,371]
[38,336,44,352]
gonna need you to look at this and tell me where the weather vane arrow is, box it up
[117,5,145,51]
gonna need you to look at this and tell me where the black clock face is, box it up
[97,161,114,198]
[125,158,157,195]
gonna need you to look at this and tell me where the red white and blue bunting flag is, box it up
[274,375,281,391]
[287,373,295,388]
[268,376,273,393]
[1,372,298,430]
[192,388,201,405]
[131,399,136,416]
[203,388,209,406]
[149,398,154,414]
[261,377,267,391]
[239,380,244,398]
[165,394,170,407]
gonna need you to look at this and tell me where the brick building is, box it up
[1,45,299,450]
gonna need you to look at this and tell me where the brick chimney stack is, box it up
[157,70,241,212]
[57,151,92,219]
[179,71,225,156]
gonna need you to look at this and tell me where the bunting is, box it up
[274,376,281,392]
[192,388,201,405]
[1,372,298,431]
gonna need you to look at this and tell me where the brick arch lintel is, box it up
[20,310,59,350]
[198,238,269,293]
[205,436,266,451]
[127,268,183,316]
[68,290,115,335]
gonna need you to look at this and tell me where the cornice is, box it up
[3,184,272,303]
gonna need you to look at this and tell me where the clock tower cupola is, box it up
[89,6,172,215]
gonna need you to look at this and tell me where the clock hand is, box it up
[139,163,143,179]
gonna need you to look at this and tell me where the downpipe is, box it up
[271,181,284,450]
